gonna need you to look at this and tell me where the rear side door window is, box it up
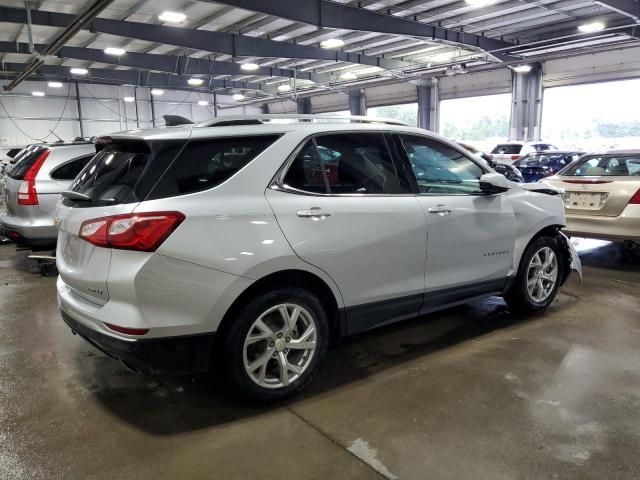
[398,135,485,194]
[50,155,94,180]
[283,133,408,194]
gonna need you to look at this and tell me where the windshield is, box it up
[6,145,47,180]
[560,154,640,177]
[491,144,522,154]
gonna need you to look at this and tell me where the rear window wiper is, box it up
[62,191,94,202]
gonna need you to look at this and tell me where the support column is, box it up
[296,97,311,114]
[509,63,543,141]
[74,81,84,138]
[150,88,156,127]
[416,79,439,131]
[348,89,366,116]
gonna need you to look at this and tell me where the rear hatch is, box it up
[56,138,184,305]
[491,144,523,164]
[550,153,640,217]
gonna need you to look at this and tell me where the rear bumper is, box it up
[61,310,214,375]
[0,214,58,248]
[0,222,57,248]
[564,205,640,242]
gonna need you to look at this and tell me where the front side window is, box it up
[561,154,640,177]
[283,133,407,194]
[399,135,485,194]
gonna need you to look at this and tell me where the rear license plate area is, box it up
[564,191,608,210]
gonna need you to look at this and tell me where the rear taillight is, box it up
[510,155,520,161]
[79,211,185,252]
[18,149,50,205]
[630,188,640,205]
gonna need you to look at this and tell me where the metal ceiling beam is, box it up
[0,42,331,84]
[0,62,266,92]
[3,0,115,91]
[203,0,518,61]
[0,6,407,70]
[596,0,640,22]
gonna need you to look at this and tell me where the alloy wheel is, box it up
[527,246,558,303]
[243,303,317,389]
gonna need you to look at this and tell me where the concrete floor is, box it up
[0,241,639,480]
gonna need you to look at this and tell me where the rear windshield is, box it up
[6,145,48,180]
[64,135,279,207]
[518,153,567,164]
[561,154,640,177]
[491,144,522,155]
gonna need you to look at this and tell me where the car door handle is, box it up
[297,207,332,218]
[428,205,452,215]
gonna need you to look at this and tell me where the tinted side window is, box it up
[314,133,404,194]
[50,155,93,180]
[147,135,279,200]
[282,142,329,193]
[399,135,485,194]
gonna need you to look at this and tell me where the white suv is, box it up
[491,141,558,165]
[55,115,581,401]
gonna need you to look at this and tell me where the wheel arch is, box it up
[214,269,344,355]
[513,223,571,285]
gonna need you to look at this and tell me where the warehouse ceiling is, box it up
[0,0,638,102]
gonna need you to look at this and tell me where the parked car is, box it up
[55,115,581,401]
[491,141,558,164]
[0,142,95,249]
[513,151,584,183]
[545,150,640,248]
[457,142,524,182]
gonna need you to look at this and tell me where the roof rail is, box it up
[196,114,409,128]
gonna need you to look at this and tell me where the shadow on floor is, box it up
[62,237,638,435]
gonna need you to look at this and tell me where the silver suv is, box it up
[1,142,95,248]
[55,115,581,401]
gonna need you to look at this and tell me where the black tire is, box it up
[220,287,329,402]
[505,235,564,313]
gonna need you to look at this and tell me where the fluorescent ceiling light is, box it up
[320,38,345,49]
[197,100,209,106]
[150,89,164,96]
[513,64,532,73]
[47,81,63,88]
[32,91,45,97]
[188,78,204,86]
[240,62,260,71]
[158,11,186,23]
[123,96,135,102]
[578,21,605,33]
[232,93,246,101]
[104,47,125,56]
[277,84,292,93]
[339,71,357,81]
[465,0,497,6]
[70,67,88,75]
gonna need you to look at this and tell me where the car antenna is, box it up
[49,130,64,143]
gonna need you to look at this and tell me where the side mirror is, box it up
[480,172,510,194]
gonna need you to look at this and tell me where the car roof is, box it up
[603,149,640,155]
[527,150,583,154]
[105,118,439,142]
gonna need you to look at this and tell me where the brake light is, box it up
[510,155,520,161]
[630,188,640,205]
[17,149,50,205]
[79,211,185,251]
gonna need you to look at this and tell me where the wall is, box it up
[0,80,262,151]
